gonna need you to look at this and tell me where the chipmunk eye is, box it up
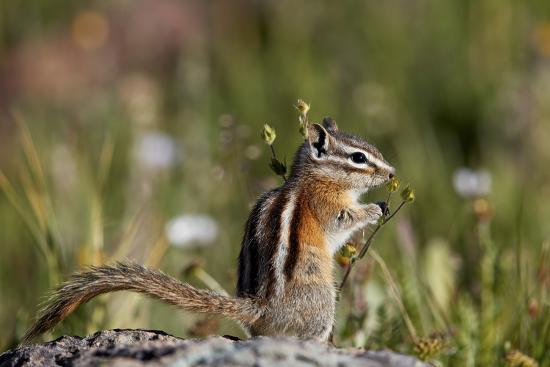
[350,152,368,164]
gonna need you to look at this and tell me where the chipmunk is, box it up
[22,117,394,344]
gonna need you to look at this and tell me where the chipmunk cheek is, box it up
[364,167,375,175]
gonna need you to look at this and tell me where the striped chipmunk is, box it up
[22,117,394,343]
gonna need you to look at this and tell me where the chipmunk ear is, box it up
[322,116,338,134]
[307,123,332,159]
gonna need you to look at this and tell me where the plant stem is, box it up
[269,144,277,160]
[338,226,380,291]
[331,200,407,344]
[338,200,407,292]
[383,201,406,223]
[370,250,418,341]
[269,144,287,182]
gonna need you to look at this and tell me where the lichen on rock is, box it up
[0,329,426,367]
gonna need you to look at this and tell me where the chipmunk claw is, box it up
[376,201,390,216]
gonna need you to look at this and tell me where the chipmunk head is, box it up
[300,117,394,194]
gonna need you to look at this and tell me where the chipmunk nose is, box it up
[388,172,394,179]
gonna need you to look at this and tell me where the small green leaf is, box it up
[269,157,287,176]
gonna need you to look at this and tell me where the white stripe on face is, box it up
[340,146,394,172]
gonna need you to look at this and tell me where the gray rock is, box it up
[0,329,426,367]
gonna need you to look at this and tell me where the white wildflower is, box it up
[134,132,178,169]
[452,168,492,198]
[165,214,219,247]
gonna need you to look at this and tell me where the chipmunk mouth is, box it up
[367,174,392,189]
[361,180,382,192]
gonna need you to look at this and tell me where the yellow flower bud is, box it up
[505,350,539,367]
[387,176,400,192]
[335,252,350,267]
[413,336,444,361]
[400,185,415,202]
[295,99,310,114]
[340,243,357,258]
[260,123,276,145]
[472,197,492,222]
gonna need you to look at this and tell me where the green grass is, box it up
[1,1,549,365]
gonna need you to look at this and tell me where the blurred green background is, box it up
[0,0,549,365]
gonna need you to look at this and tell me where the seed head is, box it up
[472,197,492,222]
[505,350,539,367]
[387,176,400,192]
[340,243,357,258]
[413,336,443,361]
[335,252,350,267]
[260,124,276,145]
[400,185,415,203]
[295,99,310,114]
[295,99,311,139]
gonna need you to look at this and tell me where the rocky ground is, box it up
[0,329,426,367]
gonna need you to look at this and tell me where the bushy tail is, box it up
[22,262,261,344]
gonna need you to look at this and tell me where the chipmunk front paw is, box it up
[364,203,383,224]
[375,201,390,216]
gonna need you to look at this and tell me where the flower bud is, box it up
[260,123,276,145]
[472,197,492,222]
[295,99,310,115]
[335,252,350,267]
[340,243,357,258]
[413,336,443,361]
[400,185,415,202]
[387,176,400,192]
[505,350,539,367]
